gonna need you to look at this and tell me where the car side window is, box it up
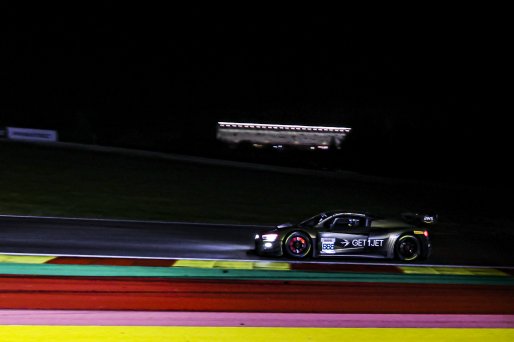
[328,216,363,229]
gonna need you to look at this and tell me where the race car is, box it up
[255,211,435,261]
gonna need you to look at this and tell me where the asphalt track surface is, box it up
[0,215,513,267]
[1,215,513,341]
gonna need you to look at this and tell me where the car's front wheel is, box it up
[284,232,312,258]
[395,235,421,261]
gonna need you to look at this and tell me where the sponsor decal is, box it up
[352,239,366,247]
[351,238,385,247]
[320,238,335,253]
[423,215,435,224]
[367,239,384,247]
[322,237,386,251]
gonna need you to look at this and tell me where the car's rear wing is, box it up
[401,212,438,226]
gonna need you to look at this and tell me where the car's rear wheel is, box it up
[395,235,421,261]
[284,232,312,258]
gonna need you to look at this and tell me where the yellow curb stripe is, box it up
[172,260,218,269]
[172,260,291,271]
[253,261,291,271]
[0,254,56,264]
[0,327,512,342]
[399,266,508,276]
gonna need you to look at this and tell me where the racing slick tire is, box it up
[284,231,312,258]
[395,234,421,262]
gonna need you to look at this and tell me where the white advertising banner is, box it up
[6,127,58,142]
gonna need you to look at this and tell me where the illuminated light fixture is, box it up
[264,242,273,248]
[262,233,278,242]
[217,121,352,150]
[317,145,329,150]
[255,234,260,239]
[218,122,351,132]
[424,231,429,237]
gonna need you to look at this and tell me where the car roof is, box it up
[323,210,364,215]
[323,211,370,218]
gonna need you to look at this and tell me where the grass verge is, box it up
[0,141,510,229]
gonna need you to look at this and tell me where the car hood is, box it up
[276,222,294,229]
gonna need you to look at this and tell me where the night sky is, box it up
[1,4,509,183]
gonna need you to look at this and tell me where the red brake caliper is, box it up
[289,237,305,253]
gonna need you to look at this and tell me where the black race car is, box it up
[255,211,435,261]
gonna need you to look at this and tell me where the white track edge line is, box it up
[0,214,270,228]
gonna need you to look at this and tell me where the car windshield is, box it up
[299,212,331,227]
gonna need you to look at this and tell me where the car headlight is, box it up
[262,233,278,242]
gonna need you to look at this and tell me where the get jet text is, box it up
[351,239,384,247]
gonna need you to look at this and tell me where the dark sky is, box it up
[1,8,502,108]
[0,4,509,164]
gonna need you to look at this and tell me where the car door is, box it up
[317,215,370,255]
